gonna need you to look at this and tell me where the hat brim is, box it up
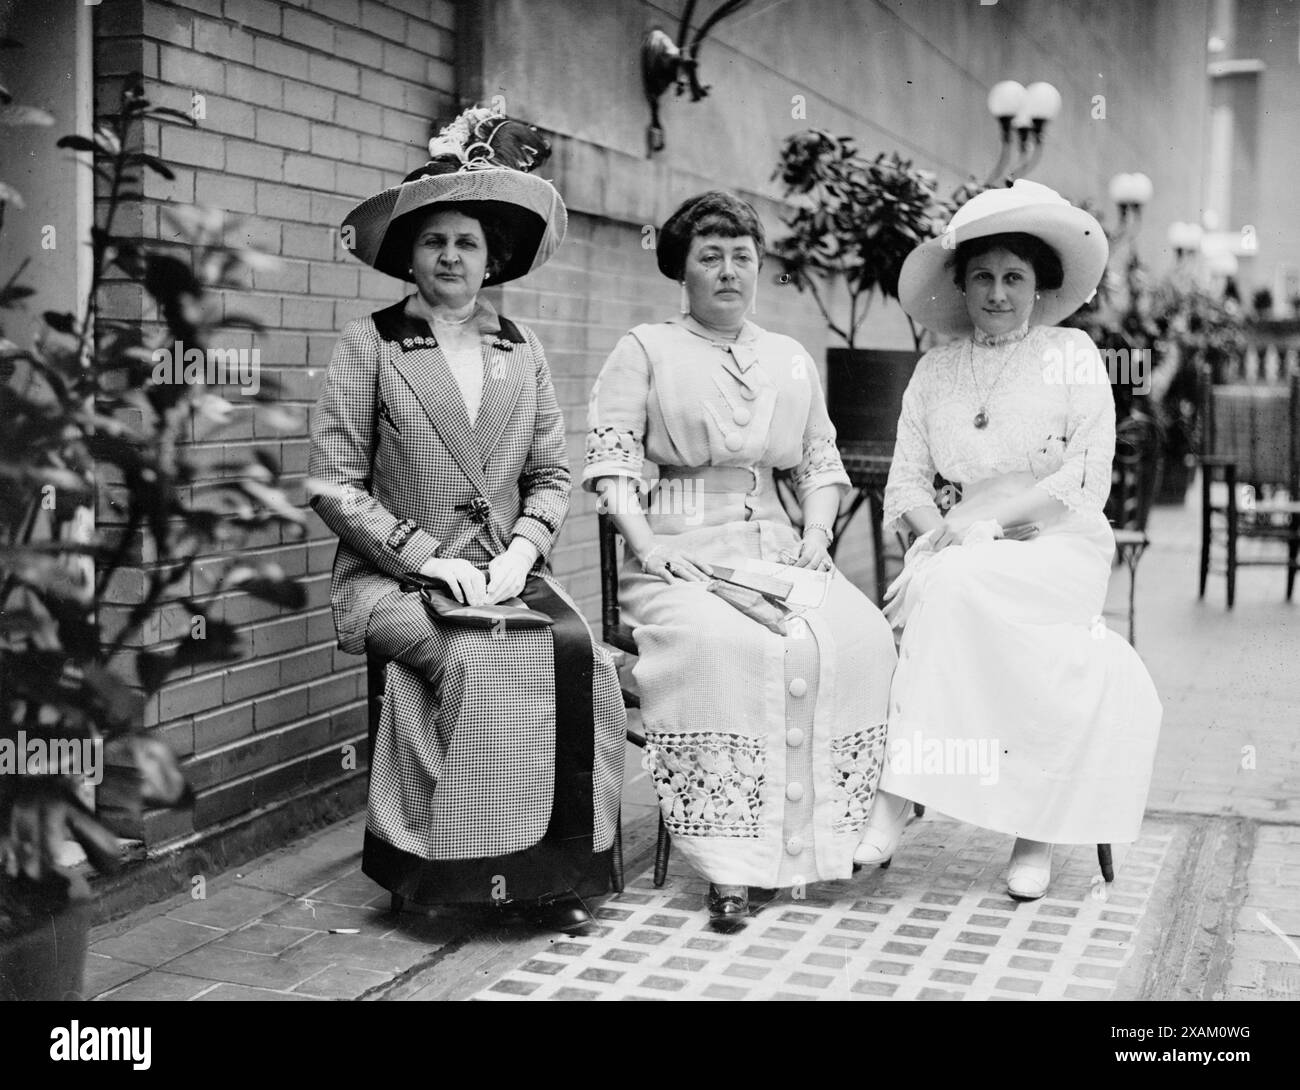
[898,204,1108,337]
[342,169,567,284]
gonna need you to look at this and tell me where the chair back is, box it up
[1109,411,1160,533]
[1203,371,1300,494]
[598,513,638,656]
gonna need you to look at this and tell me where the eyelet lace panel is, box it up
[642,731,767,838]
[829,722,887,833]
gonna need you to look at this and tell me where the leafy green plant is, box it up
[0,74,306,938]
[771,131,951,349]
[1147,277,1248,461]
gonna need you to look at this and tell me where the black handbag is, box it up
[398,571,554,630]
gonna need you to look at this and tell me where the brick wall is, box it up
[94,0,456,847]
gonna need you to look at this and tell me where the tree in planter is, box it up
[771,130,951,351]
[1146,279,1248,501]
[0,76,306,998]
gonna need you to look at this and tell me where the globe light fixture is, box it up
[984,80,1060,185]
[1107,172,1154,243]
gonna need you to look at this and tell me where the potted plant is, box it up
[1147,279,1247,503]
[0,76,306,999]
[771,130,951,446]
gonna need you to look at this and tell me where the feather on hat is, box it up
[341,106,567,283]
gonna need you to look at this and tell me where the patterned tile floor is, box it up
[474,816,1172,1001]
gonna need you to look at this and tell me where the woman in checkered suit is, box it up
[308,109,625,936]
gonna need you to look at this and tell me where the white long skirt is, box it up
[878,507,1162,845]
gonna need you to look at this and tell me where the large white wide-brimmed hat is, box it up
[342,106,567,284]
[898,179,1108,337]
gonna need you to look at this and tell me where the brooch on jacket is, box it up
[399,336,438,351]
[457,496,493,524]
[490,337,514,352]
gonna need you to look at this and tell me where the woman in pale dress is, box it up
[855,181,1162,900]
[584,191,897,931]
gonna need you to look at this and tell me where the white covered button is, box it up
[786,782,804,802]
[785,836,804,856]
[724,433,744,451]
[732,407,752,426]
[786,727,804,747]
[788,677,807,698]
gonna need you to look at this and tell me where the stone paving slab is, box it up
[470,815,1176,1002]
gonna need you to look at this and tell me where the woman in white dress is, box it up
[855,181,1163,900]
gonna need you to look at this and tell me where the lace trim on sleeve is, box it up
[582,425,645,484]
[882,482,938,538]
[790,434,850,498]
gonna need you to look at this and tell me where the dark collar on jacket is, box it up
[372,296,526,350]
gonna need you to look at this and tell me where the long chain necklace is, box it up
[967,334,1029,429]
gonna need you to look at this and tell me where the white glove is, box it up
[959,518,1004,546]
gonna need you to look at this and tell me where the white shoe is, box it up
[1007,838,1052,900]
[853,791,914,866]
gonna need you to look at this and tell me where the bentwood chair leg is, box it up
[611,814,626,894]
[1199,467,1212,599]
[1226,464,1238,609]
[1287,531,1299,602]
[867,489,887,607]
[1097,843,1114,883]
[653,815,672,888]
[1128,555,1138,648]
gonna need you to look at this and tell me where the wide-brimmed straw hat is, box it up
[898,179,1108,337]
[341,106,567,284]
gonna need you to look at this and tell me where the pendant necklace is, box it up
[967,334,1027,429]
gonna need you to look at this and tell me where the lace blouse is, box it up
[582,316,850,502]
[882,322,1116,535]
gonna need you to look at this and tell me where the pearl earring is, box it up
[680,282,690,316]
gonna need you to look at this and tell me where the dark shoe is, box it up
[527,893,596,936]
[707,884,749,932]
[748,886,778,915]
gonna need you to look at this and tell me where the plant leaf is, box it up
[55,134,98,152]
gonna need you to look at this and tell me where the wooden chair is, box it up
[1198,369,1300,608]
[598,513,674,889]
[1106,410,1160,647]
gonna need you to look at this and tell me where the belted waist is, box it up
[652,464,769,494]
[960,469,1038,502]
[643,464,787,532]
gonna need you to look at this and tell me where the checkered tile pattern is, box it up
[472,817,1171,1000]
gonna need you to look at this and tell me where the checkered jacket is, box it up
[308,297,571,655]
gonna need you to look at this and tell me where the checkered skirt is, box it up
[366,573,625,861]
